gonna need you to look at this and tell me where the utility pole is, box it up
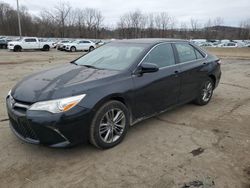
[17,0,22,38]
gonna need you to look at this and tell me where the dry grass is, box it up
[205,47,250,60]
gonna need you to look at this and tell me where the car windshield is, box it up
[74,43,146,71]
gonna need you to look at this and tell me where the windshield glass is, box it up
[74,43,146,71]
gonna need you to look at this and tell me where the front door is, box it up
[132,43,181,119]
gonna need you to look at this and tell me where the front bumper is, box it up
[8,45,14,50]
[6,96,93,147]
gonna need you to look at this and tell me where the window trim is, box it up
[173,42,207,64]
[133,41,208,74]
[135,42,177,71]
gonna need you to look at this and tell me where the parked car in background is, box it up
[218,42,242,48]
[65,40,96,52]
[8,37,51,52]
[56,40,71,50]
[6,39,221,149]
[0,39,9,49]
[199,42,216,47]
[95,40,106,47]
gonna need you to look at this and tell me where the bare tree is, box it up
[155,12,170,37]
[54,1,71,37]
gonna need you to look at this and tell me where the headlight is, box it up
[29,94,86,113]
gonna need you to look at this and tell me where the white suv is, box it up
[65,40,96,52]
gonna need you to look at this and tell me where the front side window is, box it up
[74,43,146,71]
[142,43,175,68]
[24,38,36,42]
[175,43,197,63]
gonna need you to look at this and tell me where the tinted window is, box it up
[143,43,175,68]
[74,43,146,71]
[83,41,90,43]
[195,49,204,59]
[175,43,197,63]
[24,38,37,42]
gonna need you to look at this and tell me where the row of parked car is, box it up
[0,36,108,52]
[191,39,250,48]
[1,36,250,52]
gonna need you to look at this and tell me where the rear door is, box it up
[173,43,207,103]
[77,41,87,50]
[80,41,91,50]
[133,43,181,118]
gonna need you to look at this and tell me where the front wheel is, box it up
[89,101,129,149]
[194,78,214,106]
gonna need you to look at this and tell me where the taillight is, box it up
[217,60,222,64]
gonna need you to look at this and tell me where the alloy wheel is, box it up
[202,81,213,102]
[99,108,126,144]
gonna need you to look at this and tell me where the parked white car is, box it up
[65,40,96,52]
[200,42,216,47]
[56,40,71,50]
[218,42,243,48]
[8,37,51,52]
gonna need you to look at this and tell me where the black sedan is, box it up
[6,39,221,149]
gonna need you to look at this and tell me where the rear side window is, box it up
[194,49,204,59]
[175,43,197,63]
[143,43,175,68]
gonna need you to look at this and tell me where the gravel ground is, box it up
[0,49,249,188]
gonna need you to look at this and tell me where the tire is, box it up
[14,45,21,52]
[89,46,94,52]
[90,100,130,149]
[42,45,50,51]
[194,78,214,106]
[70,46,76,52]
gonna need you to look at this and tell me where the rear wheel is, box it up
[42,45,50,51]
[70,46,76,52]
[194,78,214,105]
[89,101,129,149]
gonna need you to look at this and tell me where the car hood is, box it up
[12,64,119,103]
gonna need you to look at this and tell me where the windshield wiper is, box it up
[70,61,78,65]
[82,65,102,69]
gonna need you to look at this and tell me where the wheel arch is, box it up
[92,94,133,124]
[209,74,216,88]
[14,45,22,49]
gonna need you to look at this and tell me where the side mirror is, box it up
[137,63,159,74]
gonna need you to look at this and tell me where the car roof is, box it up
[113,38,188,45]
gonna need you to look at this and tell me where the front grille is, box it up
[10,117,38,141]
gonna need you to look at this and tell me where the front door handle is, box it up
[174,70,179,77]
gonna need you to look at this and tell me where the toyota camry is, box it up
[6,39,221,149]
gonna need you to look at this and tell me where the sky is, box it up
[3,0,250,27]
